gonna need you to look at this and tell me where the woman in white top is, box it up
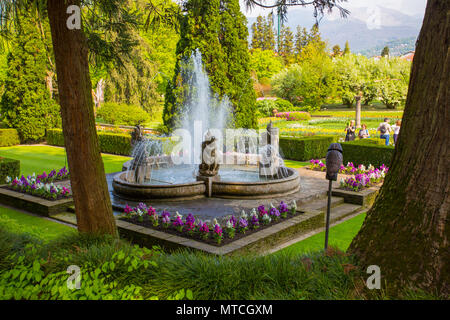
[391,120,401,145]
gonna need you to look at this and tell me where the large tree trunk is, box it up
[349,0,449,297]
[47,0,117,236]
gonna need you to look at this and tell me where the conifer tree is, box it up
[1,13,60,142]
[164,0,256,129]
[381,46,390,57]
[294,26,309,57]
[251,15,265,49]
[343,40,350,55]
[279,25,294,65]
[263,12,276,51]
[332,44,342,56]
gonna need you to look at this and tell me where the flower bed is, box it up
[275,111,311,121]
[5,167,71,201]
[120,201,300,247]
[309,160,388,192]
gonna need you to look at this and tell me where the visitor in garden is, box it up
[344,120,356,141]
[391,120,401,145]
[377,118,392,146]
[358,124,370,139]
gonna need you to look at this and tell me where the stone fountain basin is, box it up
[113,164,300,200]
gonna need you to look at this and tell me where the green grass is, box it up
[0,145,131,176]
[0,206,75,241]
[283,159,310,168]
[278,213,366,255]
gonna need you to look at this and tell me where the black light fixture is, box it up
[324,143,343,250]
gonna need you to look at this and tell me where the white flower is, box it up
[262,213,271,223]
[240,210,247,220]
[5,176,11,184]
[226,220,233,229]
[340,178,345,186]
[213,218,219,227]
[368,164,374,171]
[250,208,257,217]
[137,209,143,216]
[175,211,183,219]
[292,200,297,209]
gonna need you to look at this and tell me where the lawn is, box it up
[0,145,131,177]
[0,206,75,241]
[278,213,366,255]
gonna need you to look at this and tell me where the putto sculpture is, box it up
[131,124,144,147]
[198,130,220,177]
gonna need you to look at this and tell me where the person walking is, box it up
[358,123,370,139]
[345,120,356,141]
[391,120,401,145]
[377,118,392,146]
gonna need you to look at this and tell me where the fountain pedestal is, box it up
[259,122,280,179]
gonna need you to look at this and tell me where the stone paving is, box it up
[108,167,346,221]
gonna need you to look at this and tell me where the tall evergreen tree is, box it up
[251,15,265,49]
[279,25,294,65]
[294,26,309,57]
[164,0,256,129]
[263,12,276,51]
[1,13,60,142]
[381,46,390,57]
[343,40,350,55]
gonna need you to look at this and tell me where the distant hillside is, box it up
[246,6,424,53]
[358,37,417,57]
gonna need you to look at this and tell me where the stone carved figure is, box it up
[325,143,343,181]
[131,125,144,147]
[198,131,220,177]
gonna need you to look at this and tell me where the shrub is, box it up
[0,129,20,147]
[341,140,394,168]
[279,135,339,161]
[0,157,20,183]
[255,99,277,117]
[46,129,132,156]
[274,98,295,112]
[97,103,150,126]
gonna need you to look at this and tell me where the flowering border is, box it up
[120,201,299,246]
[5,167,71,201]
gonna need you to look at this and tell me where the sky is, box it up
[240,0,427,18]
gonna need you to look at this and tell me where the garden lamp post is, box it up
[324,143,343,250]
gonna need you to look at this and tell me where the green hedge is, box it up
[341,140,394,167]
[279,135,339,161]
[0,129,20,147]
[0,157,20,183]
[46,129,132,156]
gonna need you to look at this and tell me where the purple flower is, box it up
[250,215,259,228]
[186,213,195,224]
[173,216,184,227]
[279,201,288,213]
[229,215,237,228]
[214,224,223,236]
[147,206,156,216]
[269,206,280,218]
[239,218,248,229]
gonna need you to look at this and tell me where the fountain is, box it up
[112,50,300,201]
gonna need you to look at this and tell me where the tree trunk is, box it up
[47,0,117,236]
[349,0,449,297]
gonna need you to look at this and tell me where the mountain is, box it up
[246,6,424,55]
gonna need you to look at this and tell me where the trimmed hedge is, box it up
[0,129,20,147]
[46,129,132,156]
[279,135,339,161]
[341,140,394,168]
[0,157,20,183]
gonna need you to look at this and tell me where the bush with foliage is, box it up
[0,15,61,142]
[97,103,150,126]
[0,129,20,147]
[47,129,132,156]
[279,135,339,161]
[249,49,283,80]
[275,111,311,121]
[0,157,20,184]
[341,140,395,168]
[256,98,296,117]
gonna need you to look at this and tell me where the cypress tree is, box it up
[279,25,294,65]
[164,0,256,130]
[343,40,351,55]
[1,14,60,142]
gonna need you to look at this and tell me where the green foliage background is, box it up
[0,14,60,142]
[164,0,257,130]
